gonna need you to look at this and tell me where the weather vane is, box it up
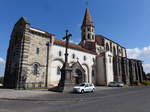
[85,1,89,6]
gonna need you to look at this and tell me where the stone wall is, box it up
[113,56,145,85]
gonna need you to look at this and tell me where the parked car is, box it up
[108,82,124,87]
[73,83,95,93]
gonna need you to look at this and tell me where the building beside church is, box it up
[4,8,145,89]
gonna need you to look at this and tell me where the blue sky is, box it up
[1,0,150,76]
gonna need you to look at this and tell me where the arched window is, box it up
[118,49,121,55]
[57,66,61,75]
[87,28,90,32]
[72,54,75,59]
[92,35,94,40]
[109,57,111,63]
[87,34,90,39]
[36,48,39,54]
[106,43,109,51]
[33,64,38,75]
[59,51,62,56]
[92,28,94,32]
[113,47,116,56]
[84,56,86,61]
[121,48,123,56]
[110,42,112,52]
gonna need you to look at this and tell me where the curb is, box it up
[0,97,80,102]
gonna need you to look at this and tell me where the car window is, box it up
[85,84,89,87]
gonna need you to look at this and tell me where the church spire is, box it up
[81,8,94,28]
[80,8,95,45]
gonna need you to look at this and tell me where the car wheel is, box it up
[81,89,84,94]
[92,88,95,92]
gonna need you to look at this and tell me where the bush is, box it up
[0,77,3,84]
[142,80,150,85]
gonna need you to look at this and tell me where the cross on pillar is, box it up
[63,30,72,66]
[57,30,72,92]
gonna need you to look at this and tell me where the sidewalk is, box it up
[0,89,52,99]
[0,87,116,101]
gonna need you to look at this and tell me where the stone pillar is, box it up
[137,61,144,83]
[121,57,130,84]
[118,56,122,82]
[113,56,122,82]
[129,59,137,85]
[126,59,130,85]
[135,61,140,83]
[113,56,118,82]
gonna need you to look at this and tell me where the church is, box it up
[4,8,145,89]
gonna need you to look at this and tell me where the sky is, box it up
[1,0,150,76]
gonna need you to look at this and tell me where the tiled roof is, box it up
[82,8,94,27]
[96,34,126,49]
[29,27,55,37]
[54,39,96,55]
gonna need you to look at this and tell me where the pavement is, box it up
[0,86,150,112]
[0,86,117,100]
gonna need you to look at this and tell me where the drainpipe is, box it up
[45,40,50,88]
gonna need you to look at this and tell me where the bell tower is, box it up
[80,8,95,44]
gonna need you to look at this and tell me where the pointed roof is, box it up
[82,8,94,27]
[20,16,30,24]
[15,16,30,26]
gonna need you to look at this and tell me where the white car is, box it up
[108,82,124,87]
[73,83,95,93]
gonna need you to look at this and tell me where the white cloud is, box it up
[0,57,5,64]
[127,46,150,73]
[70,40,80,44]
[0,57,5,76]
[127,46,150,59]
[143,64,150,73]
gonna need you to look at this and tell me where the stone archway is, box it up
[75,69,83,84]
[71,61,85,84]
[82,63,89,82]
[50,58,64,86]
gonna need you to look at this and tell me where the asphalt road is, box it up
[0,86,150,112]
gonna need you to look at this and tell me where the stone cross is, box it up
[57,30,72,92]
[63,30,72,66]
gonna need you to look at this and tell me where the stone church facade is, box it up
[4,8,145,89]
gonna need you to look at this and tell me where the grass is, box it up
[142,80,150,85]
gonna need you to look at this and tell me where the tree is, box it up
[0,77,4,84]
[146,73,150,76]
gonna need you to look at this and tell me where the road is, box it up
[0,86,150,112]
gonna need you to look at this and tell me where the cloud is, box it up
[0,57,5,76]
[143,64,150,73]
[127,46,150,59]
[70,40,80,44]
[0,57,5,64]
[127,46,150,73]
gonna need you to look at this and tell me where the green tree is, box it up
[0,77,4,84]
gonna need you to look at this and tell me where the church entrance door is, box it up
[71,61,85,85]
[75,69,83,84]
